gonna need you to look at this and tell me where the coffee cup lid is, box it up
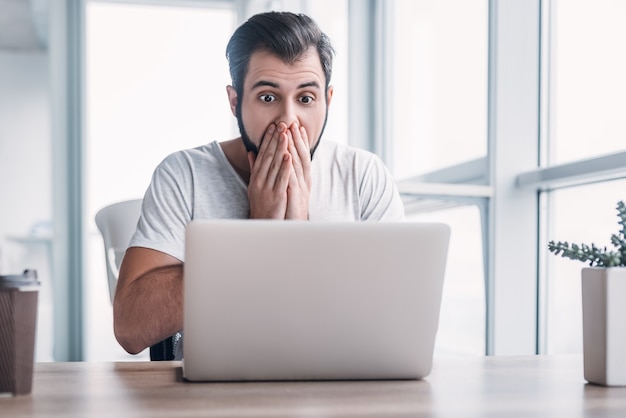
[0,269,40,289]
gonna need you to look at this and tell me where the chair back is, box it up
[95,199,143,304]
[95,198,179,361]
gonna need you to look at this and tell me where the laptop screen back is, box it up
[183,220,450,381]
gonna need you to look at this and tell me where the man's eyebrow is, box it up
[251,80,279,90]
[297,81,321,89]
[250,80,321,90]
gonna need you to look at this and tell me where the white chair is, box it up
[95,199,143,304]
[95,198,179,361]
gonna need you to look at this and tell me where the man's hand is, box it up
[247,122,311,220]
[247,123,292,219]
[285,122,311,219]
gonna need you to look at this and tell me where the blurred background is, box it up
[0,0,625,362]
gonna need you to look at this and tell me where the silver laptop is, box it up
[182,220,450,382]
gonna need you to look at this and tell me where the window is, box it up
[85,1,236,361]
[548,0,626,165]
[387,0,489,355]
[408,206,485,355]
[389,0,488,179]
[538,0,626,354]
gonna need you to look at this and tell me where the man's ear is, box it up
[226,85,238,116]
[326,85,334,106]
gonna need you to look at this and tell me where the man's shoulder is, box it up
[163,140,220,159]
[317,140,381,168]
[318,140,377,160]
[156,141,224,170]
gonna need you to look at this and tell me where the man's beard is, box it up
[236,101,329,160]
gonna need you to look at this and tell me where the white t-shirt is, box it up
[130,139,405,261]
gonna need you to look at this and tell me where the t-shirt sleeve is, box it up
[128,152,193,262]
[358,153,405,221]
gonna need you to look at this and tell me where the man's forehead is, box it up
[244,48,324,89]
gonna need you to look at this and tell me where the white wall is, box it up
[0,50,54,361]
[0,51,52,247]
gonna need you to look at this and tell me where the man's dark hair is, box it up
[226,11,335,96]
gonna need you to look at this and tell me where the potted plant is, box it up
[548,200,626,386]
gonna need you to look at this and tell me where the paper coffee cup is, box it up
[0,270,40,396]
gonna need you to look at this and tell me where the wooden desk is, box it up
[2,355,626,417]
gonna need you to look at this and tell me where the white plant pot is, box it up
[582,267,626,386]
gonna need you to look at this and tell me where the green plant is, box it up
[548,200,626,267]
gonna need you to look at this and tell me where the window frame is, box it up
[370,0,541,355]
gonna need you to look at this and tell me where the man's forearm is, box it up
[113,264,183,354]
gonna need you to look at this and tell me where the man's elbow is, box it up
[113,297,148,355]
[113,317,147,355]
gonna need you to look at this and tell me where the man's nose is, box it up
[277,100,298,126]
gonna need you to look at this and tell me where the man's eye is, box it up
[299,95,315,104]
[259,95,276,103]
